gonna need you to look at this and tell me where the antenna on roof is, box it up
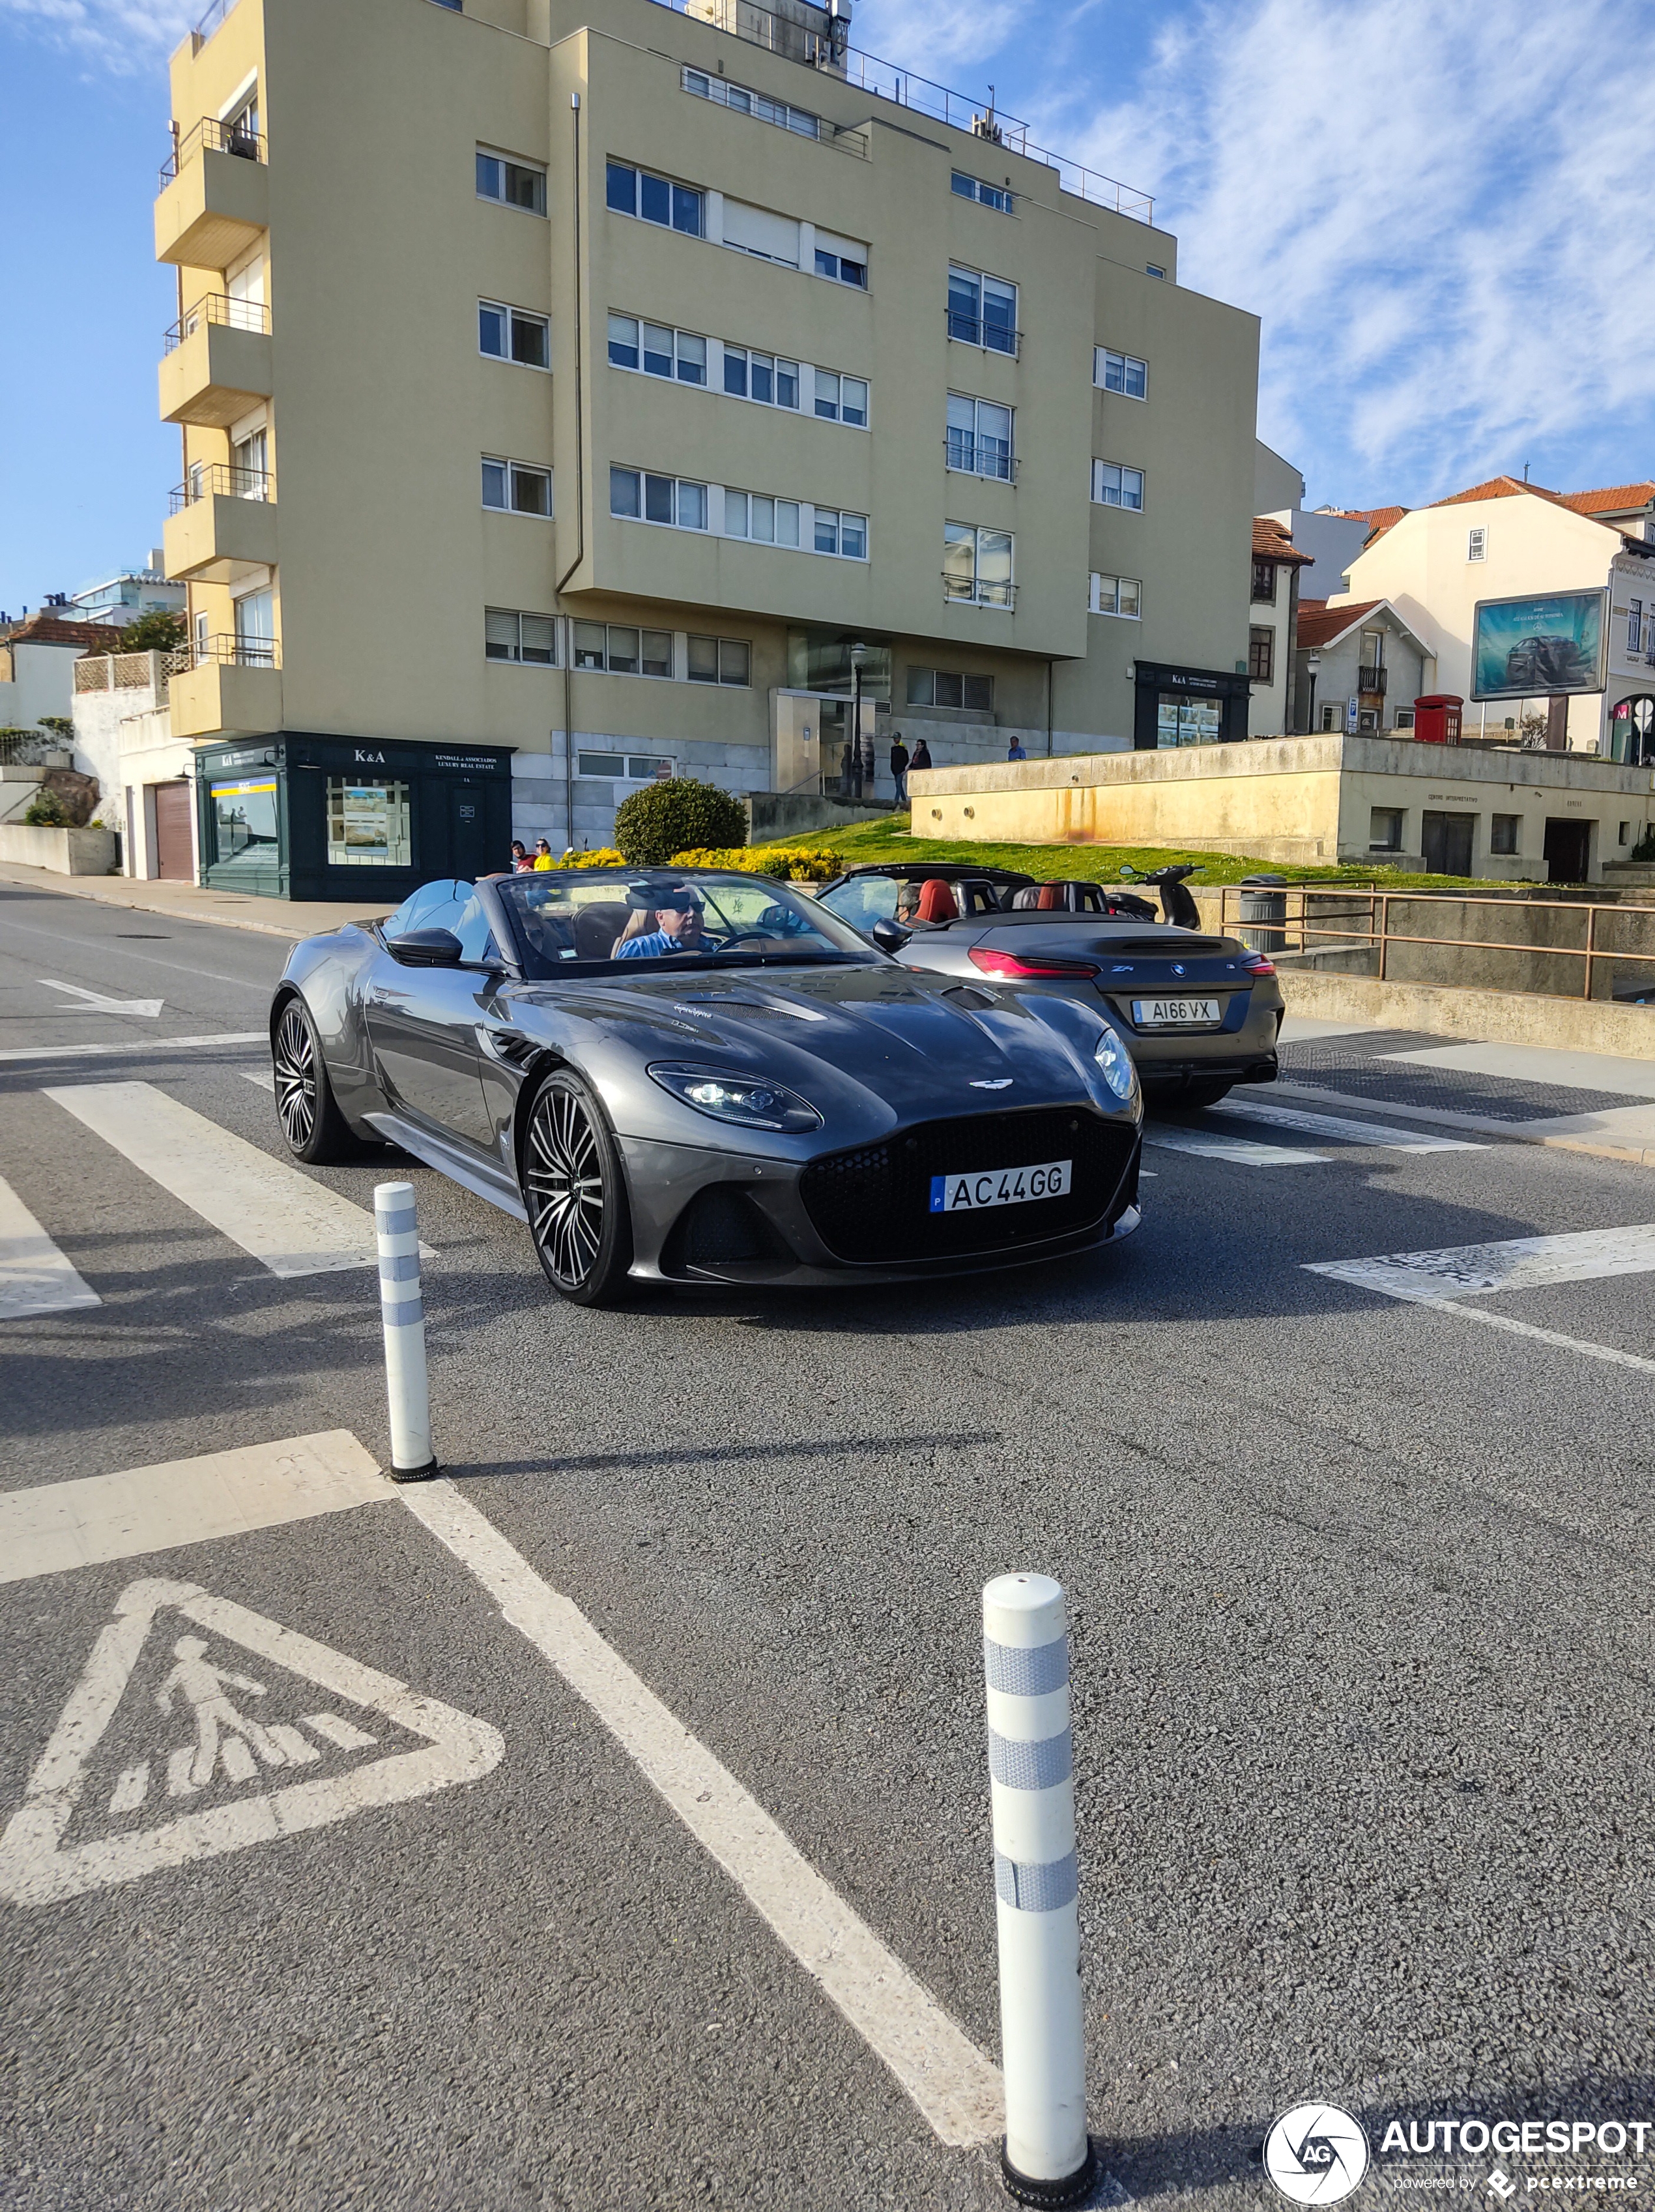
[1523,461,1531,482]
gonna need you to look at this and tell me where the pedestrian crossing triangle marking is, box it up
[0,1577,504,1907]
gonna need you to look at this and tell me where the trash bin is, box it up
[1238,873,1287,953]
[1413,694,1463,745]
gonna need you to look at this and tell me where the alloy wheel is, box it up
[525,1084,605,1287]
[273,1004,317,1150]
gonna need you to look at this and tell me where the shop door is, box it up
[152,783,192,880]
[1544,819,1592,884]
[448,784,492,880]
[1421,810,1475,876]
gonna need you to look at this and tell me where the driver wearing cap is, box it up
[615,884,708,959]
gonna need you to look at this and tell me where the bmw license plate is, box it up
[929,1160,1072,1214]
[1131,997,1222,1028]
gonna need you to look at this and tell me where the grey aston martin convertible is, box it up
[268,867,1144,1304]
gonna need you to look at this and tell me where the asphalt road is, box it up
[5,877,1655,2212]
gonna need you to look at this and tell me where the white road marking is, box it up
[1428,1302,1655,1378]
[0,1033,265,1064]
[398,1478,1004,2150]
[243,1070,276,1092]
[0,1577,503,1906]
[0,1174,101,1322]
[0,1430,394,1584]
[1214,1098,1485,1153]
[1144,1128,1329,1167]
[44,1082,400,1275]
[1305,1223,1655,1302]
[41,978,164,1019]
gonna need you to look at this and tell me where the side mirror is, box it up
[387,929,463,967]
[871,917,912,953]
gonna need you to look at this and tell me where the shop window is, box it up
[1156,695,1222,747]
[1370,808,1404,852]
[1490,813,1521,854]
[326,778,412,868]
[211,776,278,864]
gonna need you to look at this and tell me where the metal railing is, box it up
[160,113,265,187]
[1358,665,1388,695]
[680,63,868,155]
[164,293,271,352]
[943,574,1017,610]
[74,649,192,694]
[945,309,1021,356]
[649,0,1153,221]
[0,731,70,766]
[169,463,276,511]
[945,437,1017,482]
[1215,882,1655,1004]
[192,633,280,671]
[190,0,237,50]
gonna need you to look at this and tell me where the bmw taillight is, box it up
[1243,953,1276,976]
[969,947,1099,980]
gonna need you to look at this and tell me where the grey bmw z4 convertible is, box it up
[268,867,1144,1304]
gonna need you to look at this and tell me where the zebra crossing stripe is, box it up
[1144,1128,1329,1168]
[0,1174,100,1322]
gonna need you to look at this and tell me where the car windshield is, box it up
[818,876,902,931]
[495,870,875,977]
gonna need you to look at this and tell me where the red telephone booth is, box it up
[1413,694,1463,745]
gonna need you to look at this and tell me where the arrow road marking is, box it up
[41,979,165,1019]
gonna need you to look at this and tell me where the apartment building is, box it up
[155,0,1265,899]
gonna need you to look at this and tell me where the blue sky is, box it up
[2,0,1650,615]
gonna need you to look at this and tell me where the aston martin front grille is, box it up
[799,1107,1133,1264]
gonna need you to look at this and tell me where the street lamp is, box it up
[849,639,868,799]
[1305,650,1321,734]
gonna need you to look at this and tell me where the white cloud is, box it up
[1049,0,1655,504]
[0,0,195,72]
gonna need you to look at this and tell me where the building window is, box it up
[1630,600,1644,653]
[943,523,1015,607]
[813,237,868,287]
[482,457,551,516]
[1319,703,1340,731]
[682,66,827,140]
[485,608,558,663]
[723,491,802,547]
[1092,460,1144,511]
[1468,526,1487,561]
[606,313,706,385]
[907,667,993,710]
[814,370,869,426]
[1248,626,1275,682]
[813,508,868,559]
[1357,707,1379,732]
[326,778,412,867]
[1490,813,1521,854]
[1394,708,1415,729]
[605,159,703,237]
[1145,263,1166,279]
[951,171,1013,211]
[1089,573,1142,618]
[476,149,546,214]
[571,622,673,677]
[687,635,753,686]
[1094,347,1147,399]
[479,300,549,368]
[1369,807,1404,853]
[946,394,1013,478]
[1251,558,1278,604]
[578,750,676,781]
[947,266,1017,352]
[608,467,708,530]
[722,345,800,409]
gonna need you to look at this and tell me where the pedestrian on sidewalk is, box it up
[1007,736,1028,761]
[910,738,934,776]
[889,737,910,806]
[510,840,532,873]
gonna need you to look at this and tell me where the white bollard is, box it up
[984,1571,1095,2207]
[374,1181,437,1482]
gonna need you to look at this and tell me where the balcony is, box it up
[160,293,273,428]
[943,572,1017,611]
[944,435,1017,482]
[164,463,278,583]
[1358,665,1389,695]
[155,117,268,268]
[168,635,281,741]
[945,308,1021,357]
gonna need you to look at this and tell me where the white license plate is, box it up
[929,1159,1072,1214]
[1131,997,1222,1028]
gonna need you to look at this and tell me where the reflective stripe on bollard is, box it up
[375,1181,437,1482]
[983,1572,1095,2207]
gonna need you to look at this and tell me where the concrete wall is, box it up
[0,641,81,731]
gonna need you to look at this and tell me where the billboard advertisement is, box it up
[1471,590,1606,700]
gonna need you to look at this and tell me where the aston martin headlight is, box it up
[1093,1024,1138,1102]
[647,1062,822,1134]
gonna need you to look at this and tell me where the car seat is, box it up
[573,903,629,959]
[1036,882,1068,910]
[916,879,959,922]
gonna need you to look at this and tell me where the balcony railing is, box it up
[648,0,1153,222]
[160,113,265,188]
[945,436,1017,482]
[943,573,1017,610]
[1358,665,1389,695]
[193,633,280,669]
[164,293,272,353]
[169,463,276,512]
[74,648,192,694]
[945,310,1022,357]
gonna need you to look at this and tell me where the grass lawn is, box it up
[752,813,1536,894]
